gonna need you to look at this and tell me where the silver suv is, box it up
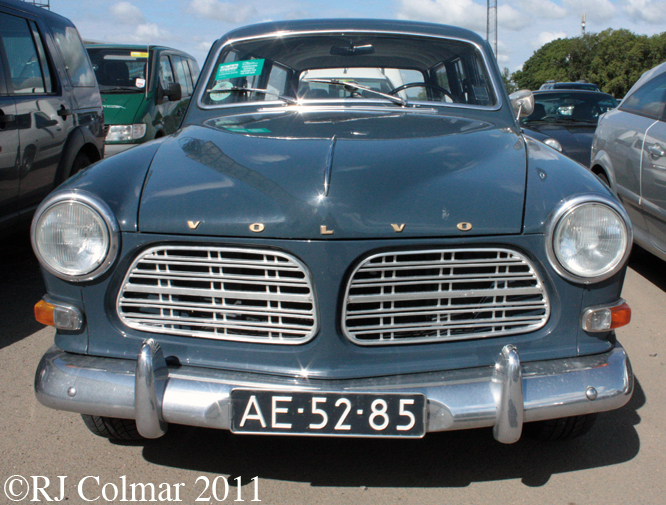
[591,62,666,261]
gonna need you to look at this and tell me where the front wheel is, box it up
[524,414,598,441]
[81,414,144,441]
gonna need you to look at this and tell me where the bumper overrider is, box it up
[35,340,633,444]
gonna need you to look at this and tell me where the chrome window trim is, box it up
[196,28,503,113]
[342,247,550,346]
[117,245,319,345]
[30,190,121,282]
[545,194,633,284]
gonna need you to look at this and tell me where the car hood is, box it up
[138,109,527,239]
[523,122,596,165]
[101,92,145,125]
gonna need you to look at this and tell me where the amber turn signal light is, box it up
[581,300,631,332]
[610,302,631,329]
[34,299,84,330]
[35,299,55,327]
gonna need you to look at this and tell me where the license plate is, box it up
[231,390,426,437]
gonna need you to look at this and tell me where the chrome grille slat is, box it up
[343,248,549,345]
[119,299,314,317]
[117,246,317,344]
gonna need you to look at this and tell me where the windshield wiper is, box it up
[204,86,298,105]
[303,78,408,106]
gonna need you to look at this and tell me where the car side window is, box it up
[0,12,49,94]
[158,54,174,89]
[620,72,666,120]
[187,58,200,86]
[172,55,193,97]
[49,17,95,87]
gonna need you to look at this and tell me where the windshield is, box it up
[86,47,149,92]
[201,33,497,108]
[522,92,618,124]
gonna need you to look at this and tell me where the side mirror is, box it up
[161,82,182,103]
[509,89,534,120]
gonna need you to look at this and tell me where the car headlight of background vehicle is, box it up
[546,195,632,283]
[31,191,120,282]
[106,124,147,142]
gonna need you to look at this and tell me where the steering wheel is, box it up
[389,82,457,102]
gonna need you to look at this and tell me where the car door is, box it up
[0,52,20,230]
[641,117,666,253]
[609,71,666,236]
[0,11,69,214]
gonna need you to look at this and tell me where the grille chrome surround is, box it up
[117,246,317,344]
[343,248,550,345]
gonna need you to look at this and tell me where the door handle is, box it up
[57,105,72,119]
[647,143,665,158]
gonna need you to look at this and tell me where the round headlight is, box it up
[31,192,119,281]
[549,198,631,282]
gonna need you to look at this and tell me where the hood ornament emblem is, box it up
[187,221,201,229]
[320,225,334,235]
[391,224,406,233]
[249,223,265,233]
[457,222,473,231]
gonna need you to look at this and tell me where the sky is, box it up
[44,0,666,73]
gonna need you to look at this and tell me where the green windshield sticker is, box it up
[215,59,265,80]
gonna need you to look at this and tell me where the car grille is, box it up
[117,246,317,344]
[343,248,549,345]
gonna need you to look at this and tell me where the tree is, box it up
[511,29,666,98]
[501,67,517,94]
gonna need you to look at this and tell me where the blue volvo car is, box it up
[32,19,634,444]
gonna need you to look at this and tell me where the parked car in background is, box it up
[32,19,633,446]
[521,90,618,166]
[539,80,601,92]
[591,61,666,262]
[0,0,104,233]
[86,44,199,156]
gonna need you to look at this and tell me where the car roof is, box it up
[218,18,488,47]
[0,0,75,26]
[84,43,196,58]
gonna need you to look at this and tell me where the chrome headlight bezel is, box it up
[30,190,120,282]
[546,194,632,284]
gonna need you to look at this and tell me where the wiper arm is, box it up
[205,86,298,105]
[303,78,408,106]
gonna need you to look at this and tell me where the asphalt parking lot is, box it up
[1,233,664,505]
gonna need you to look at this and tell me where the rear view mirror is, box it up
[509,89,534,119]
[160,82,182,103]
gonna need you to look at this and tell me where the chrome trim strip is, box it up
[35,343,634,442]
[324,135,336,197]
[196,28,503,113]
[30,190,121,282]
[545,194,633,284]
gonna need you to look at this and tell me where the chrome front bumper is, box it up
[35,341,633,444]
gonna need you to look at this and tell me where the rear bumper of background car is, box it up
[35,341,633,444]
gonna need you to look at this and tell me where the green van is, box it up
[86,44,199,156]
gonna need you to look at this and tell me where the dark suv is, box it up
[0,0,104,233]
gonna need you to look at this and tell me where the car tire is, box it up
[69,151,91,178]
[525,414,597,441]
[596,171,610,187]
[81,414,144,441]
